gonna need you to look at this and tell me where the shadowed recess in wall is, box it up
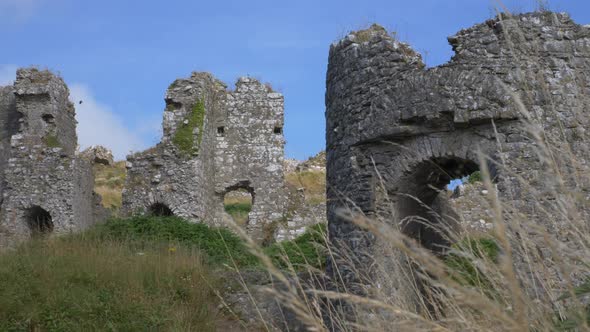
[395,156,481,254]
[25,206,53,236]
[149,202,174,217]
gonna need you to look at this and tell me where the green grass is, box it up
[99,216,260,267]
[0,232,218,331]
[467,171,482,184]
[224,202,252,227]
[0,215,328,330]
[444,237,500,297]
[100,216,327,270]
[266,224,327,270]
[172,99,205,156]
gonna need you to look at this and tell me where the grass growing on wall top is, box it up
[172,99,205,156]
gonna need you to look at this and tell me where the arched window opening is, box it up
[396,157,482,255]
[224,187,254,227]
[149,203,174,217]
[25,206,53,236]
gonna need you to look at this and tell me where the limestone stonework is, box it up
[0,68,105,248]
[326,12,590,299]
[122,73,287,241]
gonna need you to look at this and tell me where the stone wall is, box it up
[0,68,105,248]
[326,12,590,302]
[122,72,287,241]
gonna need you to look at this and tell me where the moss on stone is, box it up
[43,134,60,148]
[172,99,205,156]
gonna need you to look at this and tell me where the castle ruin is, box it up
[326,11,590,301]
[0,68,104,248]
[122,72,287,241]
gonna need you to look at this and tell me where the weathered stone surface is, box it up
[0,68,107,248]
[276,151,328,242]
[326,12,590,304]
[80,145,115,165]
[283,158,300,174]
[122,72,287,241]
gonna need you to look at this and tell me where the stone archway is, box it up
[148,202,174,217]
[394,156,481,254]
[223,183,255,227]
[24,205,53,236]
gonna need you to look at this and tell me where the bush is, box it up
[97,216,260,267]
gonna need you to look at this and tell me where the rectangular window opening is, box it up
[273,126,283,134]
[217,126,225,136]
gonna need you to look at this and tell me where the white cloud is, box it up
[70,84,149,160]
[0,64,17,86]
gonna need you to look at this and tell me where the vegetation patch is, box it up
[172,99,205,156]
[467,171,482,184]
[285,170,326,206]
[265,224,327,270]
[100,216,327,270]
[98,216,259,267]
[43,134,60,148]
[0,232,218,331]
[224,189,253,227]
[0,214,329,330]
[444,237,500,297]
[94,161,126,211]
[224,202,252,226]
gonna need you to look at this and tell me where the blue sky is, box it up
[1,0,589,160]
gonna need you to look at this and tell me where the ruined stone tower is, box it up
[0,68,103,247]
[326,12,590,300]
[122,72,286,241]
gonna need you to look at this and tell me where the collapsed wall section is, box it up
[122,73,226,219]
[0,86,19,200]
[122,73,287,241]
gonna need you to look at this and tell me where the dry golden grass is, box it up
[93,161,126,210]
[286,170,326,206]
